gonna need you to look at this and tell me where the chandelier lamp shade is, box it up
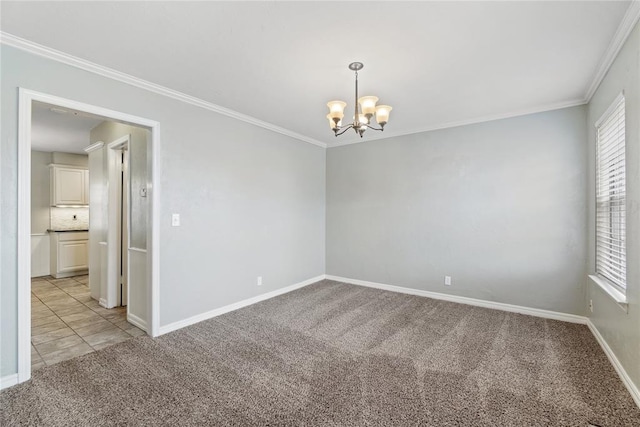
[326,62,392,138]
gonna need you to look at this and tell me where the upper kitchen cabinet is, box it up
[50,164,89,206]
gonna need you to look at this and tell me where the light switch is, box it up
[171,214,180,227]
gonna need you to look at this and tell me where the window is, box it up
[595,94,626,293]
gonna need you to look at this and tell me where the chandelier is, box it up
[326,62,392,138]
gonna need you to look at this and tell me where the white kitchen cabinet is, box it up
[50,164,89,206]
[50,231,89,278]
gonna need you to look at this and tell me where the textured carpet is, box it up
[2,280,639,426]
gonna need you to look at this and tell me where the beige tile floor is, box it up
[31,275,145,371]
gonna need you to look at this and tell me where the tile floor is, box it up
[31,275,145,371]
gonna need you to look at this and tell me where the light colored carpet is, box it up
[2,280,639,426]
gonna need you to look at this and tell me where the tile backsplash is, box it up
[50,207,89,230]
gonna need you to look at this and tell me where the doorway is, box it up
[103,135,131,310]
[117,146,129,308]
[106,136,131,309]
[17,88,160,384]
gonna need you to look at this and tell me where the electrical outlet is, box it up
[171,213,180,227]
[257,276,262,286]
[444,276,452,286]
[589,299,593,313]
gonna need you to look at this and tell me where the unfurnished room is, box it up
[1,1,639,426]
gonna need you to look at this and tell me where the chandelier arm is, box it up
[363,124,384,132]
[334,124,354,137]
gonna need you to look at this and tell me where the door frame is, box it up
[17,88,161,384]
[106,136,130,309]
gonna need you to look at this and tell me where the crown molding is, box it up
[83,141,104,154]
[325,2,640,150]
[4,0,639,152]
[0,32,327,149]
[584,0,640,102]
[326,97,587,148]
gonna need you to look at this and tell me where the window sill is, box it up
[589,275,628,313]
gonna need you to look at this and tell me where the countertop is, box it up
[47,229,89,233]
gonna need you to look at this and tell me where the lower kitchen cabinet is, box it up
[50,231,89,278]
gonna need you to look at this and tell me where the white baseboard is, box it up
[127,313,147,332]
[325,275,587,324]
[587,320,640,408]
[99,298,108,308]
[158,275,326,335]
[1,374,19,390]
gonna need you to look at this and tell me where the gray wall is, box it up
[327,106,588,315]
[587,21,640,392]
[86,142,105,300]
[1,45,326,377]
[127,125,148,251]
[89,122,149,248]
[30,151,51,234]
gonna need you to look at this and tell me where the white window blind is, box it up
[595,95,626,292]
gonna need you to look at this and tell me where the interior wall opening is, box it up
[18,89,160,384]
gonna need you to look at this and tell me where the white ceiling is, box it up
[1,1,633,146]
[31,102,105,154]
